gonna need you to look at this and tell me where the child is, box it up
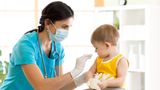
[86,24,129,90]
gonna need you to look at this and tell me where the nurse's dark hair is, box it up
[38,1,74,32]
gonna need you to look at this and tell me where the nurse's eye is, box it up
[61,25,69,30]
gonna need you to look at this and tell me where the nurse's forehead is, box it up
[61,23,72,27]
[57,17,74,26]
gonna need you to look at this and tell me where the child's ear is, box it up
[104,42,111,48]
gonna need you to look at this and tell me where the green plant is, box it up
[0,49,1,56]
[0,61,9,85]
[113,11,119,30]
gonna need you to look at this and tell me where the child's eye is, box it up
[95,48,98,52]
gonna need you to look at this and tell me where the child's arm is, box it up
[86,60,97,81]
[98,57,129,89]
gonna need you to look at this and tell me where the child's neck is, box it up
[103,47,119,62]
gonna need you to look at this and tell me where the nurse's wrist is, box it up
[70,69,81,79]
[73,72,87,87]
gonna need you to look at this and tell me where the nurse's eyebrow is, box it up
[61,24,70,29]
[62,24,69,27]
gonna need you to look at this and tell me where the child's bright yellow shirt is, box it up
[96,54,123,78]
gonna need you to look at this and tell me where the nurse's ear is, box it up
[44,19,56,34]
[44,19,51,28]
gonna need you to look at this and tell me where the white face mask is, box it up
[47,21,69,42]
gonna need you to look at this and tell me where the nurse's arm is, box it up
[55,65,63,76]
[59,81,76,90]
[22,64,75,90]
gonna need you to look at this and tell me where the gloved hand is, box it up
[87,73,102,90]
[87,78,101,90]
[71,54,92,78]
[73,72,87,87]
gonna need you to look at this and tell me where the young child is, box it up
[86,24,129,90]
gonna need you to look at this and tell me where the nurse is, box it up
[0,1,91,90]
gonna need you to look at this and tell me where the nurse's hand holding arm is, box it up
[22,54,92,90]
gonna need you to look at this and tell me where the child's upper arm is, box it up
[86,59,97,80]
[117,58,129,80]
[88,59,97,74]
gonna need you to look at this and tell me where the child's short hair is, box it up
[91,24,119,46]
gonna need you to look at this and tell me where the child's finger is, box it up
[97,73,102,79]
[94,73,98,79]
[98,83,103,90]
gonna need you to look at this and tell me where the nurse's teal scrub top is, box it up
[0,31,65,90]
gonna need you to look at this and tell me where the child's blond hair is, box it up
[91,24,119,46]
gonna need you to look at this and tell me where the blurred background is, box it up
[0,0,160,90]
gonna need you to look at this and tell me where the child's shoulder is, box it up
[95,56,102,63]
[119,54,128,62]
[117,55,129,67]
[96,56,101,59]
[117,53,127,60]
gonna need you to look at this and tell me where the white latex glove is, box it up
[87,78,101,90]
[71,54,92,78]
[74,72,87,87]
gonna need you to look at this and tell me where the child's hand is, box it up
[98,76,115,89]
[98,81,108,90]
[100,74,110,81]
[94,73,103,80]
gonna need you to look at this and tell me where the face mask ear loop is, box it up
[49,20,57,33]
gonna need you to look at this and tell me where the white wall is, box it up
[147,0,160,5]
[146,5,160,90]
[0,0,35,62]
